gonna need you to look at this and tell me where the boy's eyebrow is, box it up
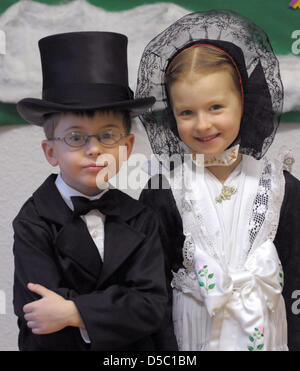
[63,123,120,133]
[101,123,120,129]
[63,126,82,132]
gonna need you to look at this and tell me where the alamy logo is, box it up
[291,30,300,55]
[292,290,300,315]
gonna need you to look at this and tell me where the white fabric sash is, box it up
[170,154,288,351]
[194,239,284,350]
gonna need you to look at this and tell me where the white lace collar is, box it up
[191,144,240,167]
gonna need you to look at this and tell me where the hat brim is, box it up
[17,96,155,126]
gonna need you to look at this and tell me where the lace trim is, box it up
[248,158,272,249]
[265,155,286,242]
[171,268,198,293]
[245,156,286,266]
[182,233,195,273]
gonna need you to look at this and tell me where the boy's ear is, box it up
[41,140,58,167]
[124,134,135,158]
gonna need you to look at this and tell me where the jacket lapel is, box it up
[55,217,103,280]
[33,174,103,281]
[33,174,72,225]
[97,217,145,287]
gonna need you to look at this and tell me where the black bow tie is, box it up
[71,192,119,217]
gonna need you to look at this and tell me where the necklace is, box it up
[192,145,240,167]
[215,185,237,203]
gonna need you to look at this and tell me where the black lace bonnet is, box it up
[136,9,283,160]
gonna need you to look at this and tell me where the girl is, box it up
[136,9,300,351]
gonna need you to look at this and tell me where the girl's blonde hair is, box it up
[165,45,242,97]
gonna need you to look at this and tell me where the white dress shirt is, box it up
[55,173,109,343]
[55,173,109,260]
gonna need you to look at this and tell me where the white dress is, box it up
[169,154,288,351]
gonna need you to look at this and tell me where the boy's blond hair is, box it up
[43,109,131,140]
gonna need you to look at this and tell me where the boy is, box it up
[13,31,174,351]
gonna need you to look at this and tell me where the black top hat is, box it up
[17,31,155,126]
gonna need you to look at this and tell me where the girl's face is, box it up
[169,68,243,155]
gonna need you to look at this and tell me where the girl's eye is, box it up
[210,104,222,111]
[179,110,193,116]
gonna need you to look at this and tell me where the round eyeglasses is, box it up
[48,128,128,148]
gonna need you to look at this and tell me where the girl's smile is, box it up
[194,133,221,143]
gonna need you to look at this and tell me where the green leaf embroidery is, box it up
[248,327,264,351]
[197,264,215,294]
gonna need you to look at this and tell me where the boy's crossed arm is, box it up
[23,283,84,335]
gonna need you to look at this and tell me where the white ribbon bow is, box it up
[194,240,284,350]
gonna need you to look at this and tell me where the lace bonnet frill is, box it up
[136,9,283,161]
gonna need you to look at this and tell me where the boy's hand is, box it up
[23,283,84,335]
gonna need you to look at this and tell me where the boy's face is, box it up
[42,111,134,196]
[170,69,243,156]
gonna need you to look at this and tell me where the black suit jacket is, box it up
[13,174,178,351]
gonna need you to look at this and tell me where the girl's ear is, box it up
[41,140,58,167]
